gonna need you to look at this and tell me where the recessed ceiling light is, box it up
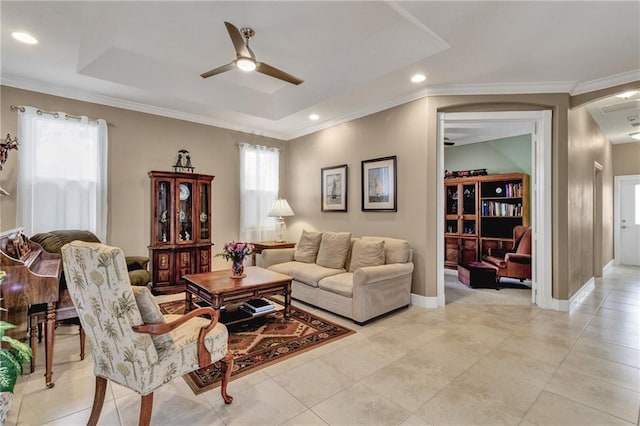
[616,91,638,99]
[411,74,426,83]
[630,132,640,140]
[309,114,320,121]
[11,31,38,44]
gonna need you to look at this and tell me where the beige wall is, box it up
[288,94,576,300]
[567,106,614,297]
[286,99,430,296]
[0,86,286,270]
[612,143,640,176]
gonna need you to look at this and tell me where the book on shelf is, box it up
[240,305,275,316]
[241,298,275,314]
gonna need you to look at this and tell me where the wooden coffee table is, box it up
[183,266,293,321]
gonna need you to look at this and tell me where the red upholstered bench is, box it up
[458,262,499,290]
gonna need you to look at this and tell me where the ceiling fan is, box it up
[444,137,455,146]
[200,21,304,85]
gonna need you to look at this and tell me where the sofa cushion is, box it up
[362,236,410,264]
[131,286,173,350]
[349,239,385,272]
[294,230,323,263]
[316,232,352,269]
[318,273,354,298]
[268,261,342,288]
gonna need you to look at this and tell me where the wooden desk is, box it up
[251,241,295,265]
[183,266,293,321]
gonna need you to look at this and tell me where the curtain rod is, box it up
[10,105,116,128]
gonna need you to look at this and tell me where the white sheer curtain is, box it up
[16,106,108,241]
[239,143,279,241]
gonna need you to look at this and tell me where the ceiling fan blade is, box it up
[200,61,236,79]
[444,142,455,146]
[255,62,303,85]
[224,21,254,59]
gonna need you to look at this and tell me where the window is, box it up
[16,106,108,241]
[239,143,279,241]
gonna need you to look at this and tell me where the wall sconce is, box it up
[0,133,18,171]
[268,199,295,242]
[172,149,195,173]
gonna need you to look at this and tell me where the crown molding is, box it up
[286,82,571,140]
[570,69,640,96]
[4,72,639,142]
[0,75,289,140]
[426,81,575,96]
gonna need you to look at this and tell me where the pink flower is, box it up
[216,241,255,261]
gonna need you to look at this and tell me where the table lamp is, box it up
[268,199,295,242]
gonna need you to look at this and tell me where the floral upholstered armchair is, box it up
[61,241,233,426]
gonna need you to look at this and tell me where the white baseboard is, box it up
[603,259,614,274]
[411,293,439,309]
[552,276,595,312]
[444,269,457,276]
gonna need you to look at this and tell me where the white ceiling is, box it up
[1,1,639,141]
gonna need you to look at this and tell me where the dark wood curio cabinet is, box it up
[148,171,214,294]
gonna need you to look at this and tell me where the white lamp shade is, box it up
[268,199,295,217]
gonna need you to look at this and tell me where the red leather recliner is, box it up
[483,226,532,283]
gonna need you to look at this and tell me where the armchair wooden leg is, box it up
[219,351,234,404]
[139,393,153,426]
[79,325,86,360]
[87,376,107,426]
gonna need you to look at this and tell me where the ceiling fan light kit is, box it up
[236,58,256,72]
[201,21,303,85]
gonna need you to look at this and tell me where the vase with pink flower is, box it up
[217,241,255,279]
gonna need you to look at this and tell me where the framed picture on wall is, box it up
[321,164,348,212]
[361,156,397,211]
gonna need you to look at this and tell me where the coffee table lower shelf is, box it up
[193,299,282,326]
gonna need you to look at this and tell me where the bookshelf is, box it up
[444,173,529,269]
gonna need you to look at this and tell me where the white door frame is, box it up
[614,174,640,265]
[436,110,553,308]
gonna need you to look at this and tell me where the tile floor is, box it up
[8,265,640,425]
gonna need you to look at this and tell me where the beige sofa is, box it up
[261,231,413,324]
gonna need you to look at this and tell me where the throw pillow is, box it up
[348,239,385,272]
[316,232,352,269]
[131,286,173,350]
[362,236,410,264]
[294,230,323,263]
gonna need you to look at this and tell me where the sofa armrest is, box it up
[353,262,414,286]
[260,248,295,268]
[126,255,150,271]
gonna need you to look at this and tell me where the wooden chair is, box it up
[61,241,233,426]
[27,294,85,374]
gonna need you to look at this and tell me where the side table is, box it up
[251,241,296,265]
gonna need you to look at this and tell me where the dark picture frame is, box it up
[321,164,348,212]
[361,156,397,211]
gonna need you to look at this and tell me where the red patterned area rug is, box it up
[158,300,355,395]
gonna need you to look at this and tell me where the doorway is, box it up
[615,174,640,266]
[593,162,604,277]
[437,111,553,308]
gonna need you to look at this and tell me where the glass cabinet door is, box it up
[156,180,172,244]
[198,181,210,241]
[462,183,477,235]
[176,179,195,243]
